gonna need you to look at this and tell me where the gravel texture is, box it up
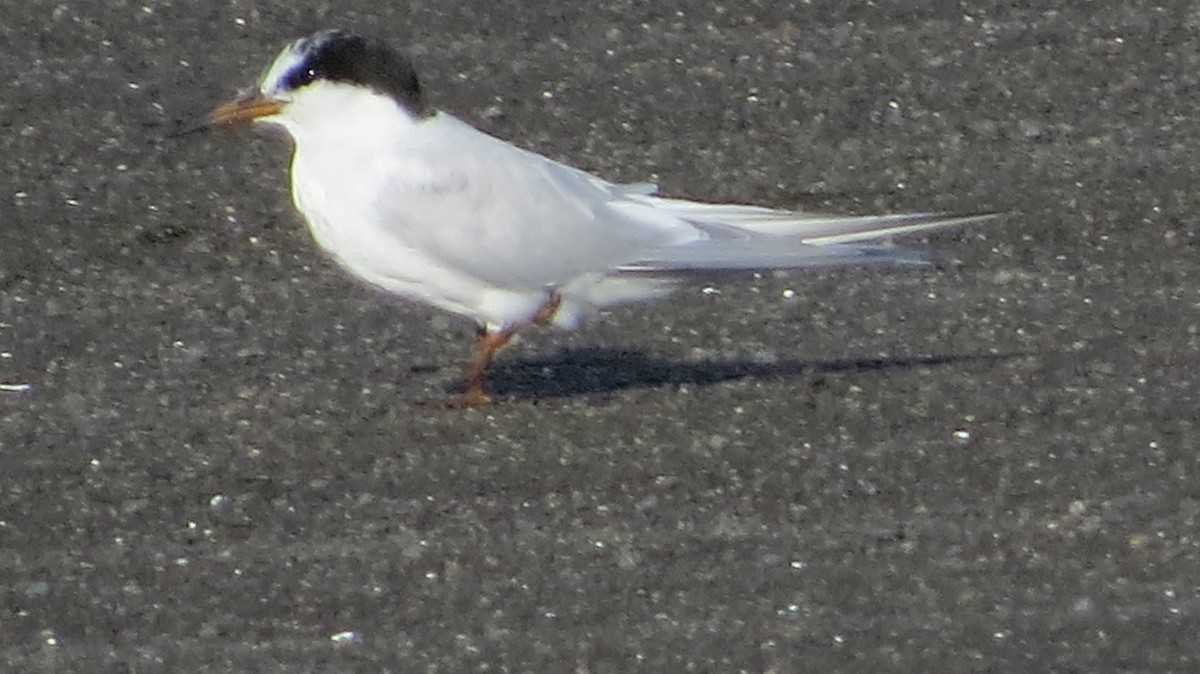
[2,1,1198,671]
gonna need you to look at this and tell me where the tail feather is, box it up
[627,192,999,241]
[612,189,1000,274]
[618,242,928,273]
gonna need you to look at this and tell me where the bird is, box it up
[203,29,996,406]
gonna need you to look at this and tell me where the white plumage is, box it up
[207,30,996,403]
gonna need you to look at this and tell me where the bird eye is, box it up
[285,67,318,91]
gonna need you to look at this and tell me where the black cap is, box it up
[282,31,426,116]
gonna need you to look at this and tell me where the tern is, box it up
[205,30,995,405]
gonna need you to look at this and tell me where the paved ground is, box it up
[2,1,1198,671]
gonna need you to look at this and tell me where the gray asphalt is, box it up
[2,1,1198,671]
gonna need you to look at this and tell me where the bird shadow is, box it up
[461,347,1024,401]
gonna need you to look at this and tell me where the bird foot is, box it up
[415,385,495,410]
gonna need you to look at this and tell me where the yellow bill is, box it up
[207,93,285,127]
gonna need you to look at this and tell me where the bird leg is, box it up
[459,291,561,406]
[531,291,562,326]
[461,325,516,406]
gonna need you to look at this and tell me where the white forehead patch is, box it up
[258,48,303,95]
[257,31,338,95]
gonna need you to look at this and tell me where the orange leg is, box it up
[460,325,516,406]
[531,292,562,326]
[458,291,561,406]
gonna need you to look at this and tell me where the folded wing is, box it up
[380,114,997,286]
